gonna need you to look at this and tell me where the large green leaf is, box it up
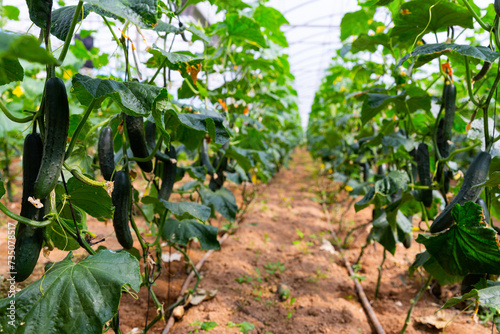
[340,9,376,41]
[441,281,500,313]
[350,33,391,54]
[209,0,250,13]
[26,0,52,29]
[199,186,238,222]
[225,13,266,48]
[159,200,211,221]
[162,218,220,250]
[391,0,473,48]
[0,58,23,85]
[360,92,406,125]
[147,45,203,71]
[397,43,500,69]
[253,5,288,47]
[355,170,410,211]
[50,5,92,41]
[417,202,500,276]
[0,32,59,65]
[0,250,141,334]
[66,177,113,221]
[162,107,230,149]
[85,0,158,28]
[71,74,168,115]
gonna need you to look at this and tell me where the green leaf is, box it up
[51,5,92,41]
[0,58,24,85]
[225,146,255,171]
[440,281,500,312]
[26,0,52,29]
[199,186,238,222]
[154,21,182,34]
[0,32,59,65]
[391,0,473,48]
[47,199,87,250]
[188,24,211,43]
[355,171,410,211]
[71,74,168,116]
[360,92,406,125]
[147,44,203,70]
[0,179,5,199]
[0,250,141,333]
[3,6,20,20]
[66,177,113,221]
[423,254,464,286]
[159,200,211,221]
[397,43,500,69]
[253,5,288,47]
[162,218,220,250]
[85,0,158,28]
[163,107,230,150]
[416,202,500,276]
[209,0,250,13]
[472,171,500,189]
[351,33,390,54]
[226,13,266,48]
[340,9,374,41]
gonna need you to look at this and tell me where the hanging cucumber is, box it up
[33,77,70,200]
[112,170,133,249]
[495,0,500,17]
[472,62,492,82]
[209,155,227,191]
[440,82,456,159]
[200,138,215,175]
[159,145,177,201]
[430,151,491,233]
[14,133,45,282]
[436,118,450,159]
[417,143,433,207]
[98,126,115,181]
[125,115,153,173]
[145,120,156,151]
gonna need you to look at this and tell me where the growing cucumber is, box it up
[441,82,456,159]
[472,62,492,82]
[495,0,500,17]
[417,143,433,207]
[361,162,370,182]
[14,133,44,282]
[33,77,70,200]
[436,118,450,159]
[125,115,153,173]
[402,233,412,249]
[200,138,215,175]
[98,126,115,181]
[209,155,227,191]
[159,145,177,201]
[112,170,133,249]
[430,151,491,233]
[145,120,156,151]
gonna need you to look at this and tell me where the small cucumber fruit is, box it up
[98,126,115,181]
[125,115,153,173]
[159,145,177,201]
[417,143,432,207]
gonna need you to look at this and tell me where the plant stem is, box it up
[0,100,34,123]
[460,0,491,31]
[58,1,84,64]
[464,56,482,107]
[129,136,163,162]
[0,202,52,227]
[65,99,96,160]
[374,250,386,301]
[400,275,432,334]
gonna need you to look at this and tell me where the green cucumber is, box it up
[112,170,133,249]
[430,151,491,233]
[436,118,450,159]
[145,120,156,151]
[495,0,500,17]
[476,198,490,225]
[200,138,215,175]
[402,233,412,249]
[98,126,115,181]
[209,155,227,191]
[34,77,70,200]
[440,82,456,159]
[417,143,432,207]
[472,62,492,82]
[14,133,45,282]
[361,162,370,182]
[125,115,153,173]
[159,145,177,201]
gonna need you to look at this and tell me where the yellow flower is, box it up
[345,185,353,191]
[62,69,73,80]
[320,163,325,169]
[251,174,258,184]
[12,86,23,97]
[376,25,385,34]
[368,19,373,25]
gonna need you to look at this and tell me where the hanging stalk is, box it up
[374,250,387,301]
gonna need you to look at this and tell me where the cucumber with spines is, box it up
[417,143,432,207]
[159,145,177,201]
[98,126,115,181]
[112,170,133,249]
[125,115,153,173]
[430,151,491,233]
[441,82,456,159]
[145,120,156,151]
[34,77,70,200]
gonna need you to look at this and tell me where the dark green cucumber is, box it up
[14,133,44,282]
[98,126,115,181]
[34,77,70,199]
[495,0,500,17]
[472,62,492,82]
[209,155,227,191]
[112,170,133,249]
[125,115,153,173]
[403,233,412,249]
[145,120,156,151]
[476,198,490,224]
[440,82,456,159]
[361,162,370,182]
[159,145,177,201]
[200,138,215,175]
[430,151,491,233]
[436,118,450,159]
[417,143,432,207]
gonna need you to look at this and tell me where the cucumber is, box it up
[476,198,490,225]
[145,120,156,151]
[209,155,227,191]
[98,126,115,181]
[200,138,215,175]
[112,170,133,249]
[495,0,500,17]
[402,233,412,249]
[34,77,70,200]
[159,145,177,201]
[125,115,153,173]
[441,82,456,159]
[436,118,450,159]
[430,151,491,233]
[472,62,492,82]
[417,143,432,207]
[14,133,45,282]
[361,162,370,182]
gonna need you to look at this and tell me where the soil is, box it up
[0,148,494,334]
